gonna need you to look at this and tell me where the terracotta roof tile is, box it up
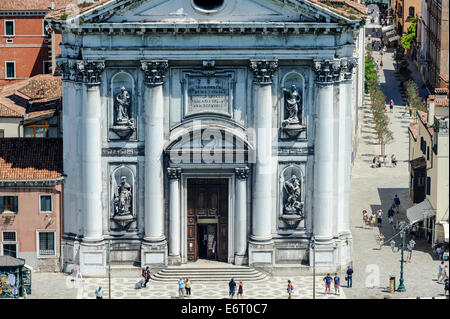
[0,138,62,181]
[435,98,449,106]
[0,0,74,11]
[0,75,61,119]
[409,122,418,139]
[435,88,448,95]
[0,104,22,117]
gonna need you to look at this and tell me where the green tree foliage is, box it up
[405,80,426,117]
[401,17,418,49]
[364,50,394,156]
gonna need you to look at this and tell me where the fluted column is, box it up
[249,60,278,243]
[79,60,105,242]
[168,168,182,259]
[342,59,356,234]
[312,60,339,242]
[141,60,169,242]
[235,167,249,258]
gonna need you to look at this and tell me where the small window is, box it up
[40,195,52,212]
[427,146,430,161]
[38,231,55,256]
[0,196,18,213]
[2,244,17,258]
[5,62,15,79]
[409,6,415,17]
[4,20,14,36]
[426,177,431,195]
[6,38,13,44]
[2,231,16,242]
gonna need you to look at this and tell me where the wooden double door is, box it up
[187,179,228,262]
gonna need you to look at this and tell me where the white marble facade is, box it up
[53,0,364,276]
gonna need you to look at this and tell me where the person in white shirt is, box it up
[438,261,445,282]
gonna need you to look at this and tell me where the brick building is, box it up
[0,0,72,87]
[0,138,63,271]
[417,0,449,91]
[394,0,422,33]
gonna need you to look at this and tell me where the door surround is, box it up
[180,172,235,264]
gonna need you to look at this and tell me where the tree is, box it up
[401,17,418,50]
[405,80,426,120]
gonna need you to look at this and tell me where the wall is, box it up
[0,184,62,271]
[0,14,49,86]
[0,118,21,137]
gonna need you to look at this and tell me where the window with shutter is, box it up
[1,196,18,213]
[426,177,431,195]
[38,231,55,256]
[40,195,52,212]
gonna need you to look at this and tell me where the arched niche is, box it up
[110,165,136,232]
[281,71,305,125]
[110,71,136,139]
[279,164,305,229]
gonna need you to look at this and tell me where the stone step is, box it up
[151,265,267,282]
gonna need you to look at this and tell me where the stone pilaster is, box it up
[234,167,249,265]
[140,60,169,267]
[168,167,182,265]
[248,60,277,267]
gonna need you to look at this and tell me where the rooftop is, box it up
[0,74,62,120]
[45,0,366,22]
[0,138,63,181]
[0,0,74,11]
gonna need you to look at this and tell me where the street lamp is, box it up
[311,237,316,299]
[397,221,407,292]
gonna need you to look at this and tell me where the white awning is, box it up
[388,35,401,42]
[382,25,395,33]
[406,199,436,224]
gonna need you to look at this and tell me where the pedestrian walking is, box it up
[185,278,192,298]
[333,273,340,295]
[438,261,445,282]
[444,265,449,281]
[287,280,294,299]
[408,104,413,117]
[407,239,416,262]
[323,273,332,294]
[380,58,383,68]
[362,210,369,228]
[388,206,394,224]
[391,154,397,167]
[393,195,401,212]
[346,266,353,288]
[143,266,150,287]
[237,281,244,299]
[229,278,237,299]
[178,277,185,299]
[444,279,449,298]
[95,286,103,299]
[389,99,394,112]
[378,233,385,250]
[377,209,383,227]
[371,212,376,230]
[75,262,83,281]
[439,245,445,260]
[390,240,396,252]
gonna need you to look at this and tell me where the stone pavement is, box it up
[343,46,449,299]
[28,272,346,299]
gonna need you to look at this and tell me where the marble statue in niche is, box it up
[114,176,132,216]
[280,167,305,229]
[283,85,302,125]
[280,82,305,139]
[111,86,135,139]
[112,175,135,230]
[283,174,302,214]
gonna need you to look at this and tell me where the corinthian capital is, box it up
[235,167,249,180]
[76,60,105,84]
[341,57,357,80]
[141,60,169,86]
[313,59,342,83]
[167,167,182,180]
[250,60,278,84]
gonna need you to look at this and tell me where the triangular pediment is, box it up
[77,0,359,25]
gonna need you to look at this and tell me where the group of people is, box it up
[437,261,449,297]
[228,278,244,299]
[178,277,193,299]
[371,154,398,168]
[362,208,385,230]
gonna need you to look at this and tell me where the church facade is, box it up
[49,0,365,276]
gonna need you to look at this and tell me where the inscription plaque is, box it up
[184,74,233,117]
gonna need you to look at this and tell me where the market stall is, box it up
[0,256,31,298]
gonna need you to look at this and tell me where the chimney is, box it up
[427,96,435,127]
[51,0,55,10]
